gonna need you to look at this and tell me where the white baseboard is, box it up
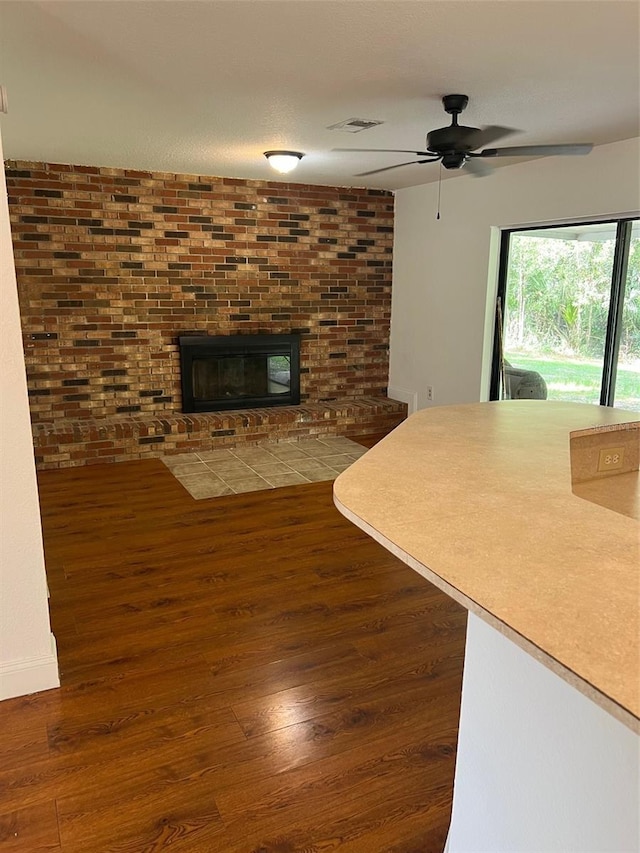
[0,633,59,700]
[387,384,419,415]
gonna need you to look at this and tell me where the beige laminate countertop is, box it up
[333,401,640,732]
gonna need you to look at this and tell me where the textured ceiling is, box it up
[0,0,639,190]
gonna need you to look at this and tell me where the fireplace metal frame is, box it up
[179,334,301,413]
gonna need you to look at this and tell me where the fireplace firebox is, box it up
[179,334,301,413]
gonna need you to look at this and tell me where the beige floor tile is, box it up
[219,471,271,486]
[204,460,253,476]
[162,452,202,468]
[176,473,233,499]
[293,439,332,451]
[296,468,336,482]
[166,461,210,476]
[321,453,355,464]
[249,461,296,475]
[217,469,255,483]
[298,443,348,459]
[318,445,357,456]
[322,455,355,472]
[292,459,336,475]
[162,438,365,499]
[263,472,311,487]
[327,462,354,473]
[230,448,279,463]
[197,449,237,462]
[189,483,235,499]
[322,438,365,452]
[347,447,368,458]
[317,435,354,445]
[228,478,273,494]
[266,447,310,461]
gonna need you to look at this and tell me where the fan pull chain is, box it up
[436,161,442,220]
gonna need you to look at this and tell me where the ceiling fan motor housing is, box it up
[426,125,480,158]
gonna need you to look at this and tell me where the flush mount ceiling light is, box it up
[264,150,304,174]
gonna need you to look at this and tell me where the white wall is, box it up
[390,137,640,409]
[448,614,639,852]
[0,128,59,699]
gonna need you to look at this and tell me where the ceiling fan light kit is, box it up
[337,94,593,178]
[264,150,304,174]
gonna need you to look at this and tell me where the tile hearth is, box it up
[162,436,369,499]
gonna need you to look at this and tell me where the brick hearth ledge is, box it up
[32,396,406,469]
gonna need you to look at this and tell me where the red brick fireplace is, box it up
[5,161,405,468]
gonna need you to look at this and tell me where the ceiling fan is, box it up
[335,94,593,178]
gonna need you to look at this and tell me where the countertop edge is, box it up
[333,493,640,735]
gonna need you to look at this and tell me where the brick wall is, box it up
[6,162,394,425]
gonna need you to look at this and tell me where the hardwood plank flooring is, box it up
[0,443,466,852]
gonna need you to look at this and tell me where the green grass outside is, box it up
[505,353,640,411]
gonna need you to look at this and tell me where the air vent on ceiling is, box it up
[327,118,384,133]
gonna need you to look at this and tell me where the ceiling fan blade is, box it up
[465,125,519,150]
[355,158,440,177]
[464,157,493,178]
[334,147,431,155]
[479,143,593,158]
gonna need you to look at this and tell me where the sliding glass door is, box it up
[491,218,639,411]
[611,220,639,409]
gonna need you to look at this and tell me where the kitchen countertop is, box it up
[333,401,639,732]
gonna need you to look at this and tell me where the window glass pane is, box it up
[501,223,616,404]
[614,221,640,411]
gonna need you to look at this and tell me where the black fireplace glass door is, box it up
[179,334,300,413]
[192,354,291,402]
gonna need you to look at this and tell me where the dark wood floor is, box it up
[0,440,467,853]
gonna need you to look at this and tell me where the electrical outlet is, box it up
[597,447,624,473]
[426,386,434,402]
